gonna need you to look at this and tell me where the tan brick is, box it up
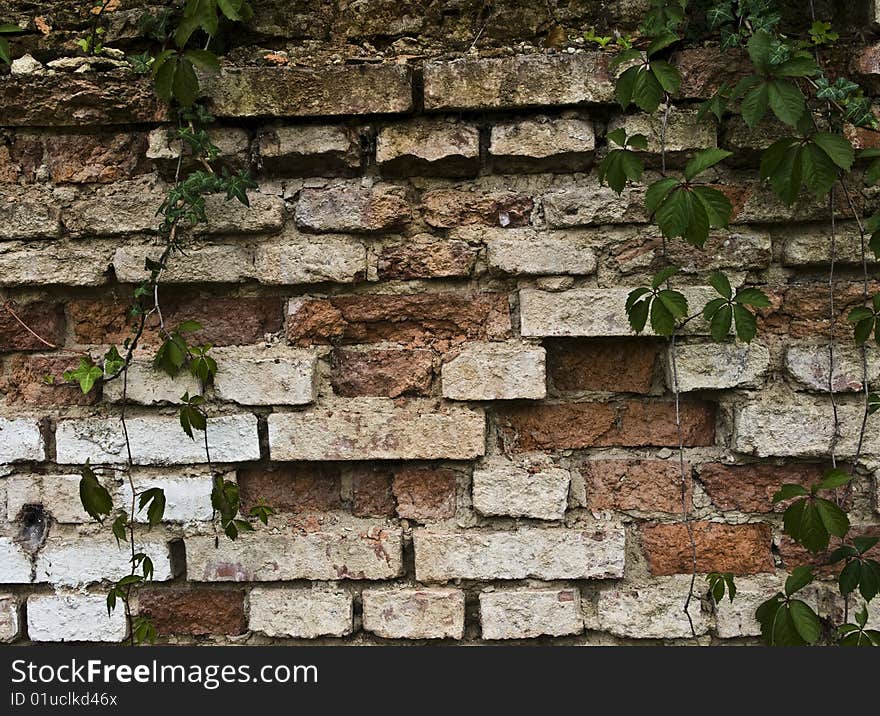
[377,236,478,280]
[442,342,546,401]
[421,189,534,229]
[480,589,582,640]
[489,116,595,171]
[363,588,465,640]
[248,587,353,638]
[256,124,361,176]
[295,182,411,233]
[377,117,479,176]
[640,521,773,575]
[472,456,569,520]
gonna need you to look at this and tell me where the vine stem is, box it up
[2,301,59,349]
[658,91,698,639]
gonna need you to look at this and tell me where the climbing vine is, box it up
[3,0,272,645]
[608,0,879,645]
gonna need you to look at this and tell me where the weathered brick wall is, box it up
[1,0,880,644]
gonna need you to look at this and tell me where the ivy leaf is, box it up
[104,346,125,376]
[684,148,732,181]
[79,461,113,524]
[179,392,207,439]
[64,358,104,394]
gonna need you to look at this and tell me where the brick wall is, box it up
[1,0,879,644]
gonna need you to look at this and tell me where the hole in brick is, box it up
[169,539,187,580]
[15,504,50,554]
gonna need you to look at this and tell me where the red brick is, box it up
[70,295,283,346]
[237,465,341,513]
[641,521,773,575]
[759,282,880,339]
[330,348,434,397]
[421,189,533,229]
[779,527,880,575]
[138,588,246,636]
[547,338,658,394]
[392,466,457,520]
[0,354,98,406]
[287,293,511,348]
[673,47,750,98]
[496,400,715,452]
[698,463,826,513]
[9,132,149,183]
[0,301,65,352]
[351,467,395,517]
[578,459,690,513]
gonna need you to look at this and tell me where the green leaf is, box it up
[860,561,880,601]
[606,127,627,147]
[632,66,663,113]
[702,297,727,320]
[812,132,854,170]
[650,295,675,336]
[64,358,104,394]
[788,599,821,644]
[651,265,679,289]
[710,303,733,341]
[854,536,880,554]
[657,289,688,319]
[724,573,737,602]
[691,186,732,227]
[814,468,852,491]
[655,187,692,238]
[645,177,680,214]
[176,320,203,334]
[154,54,177,102]
[79,462,113,523]
[747,30,772,72]
[801,142,839,198]
[814,497,850,538]
[755,593,784,644]
[137,487,166,527]
[775,55,818,78]
[767,80,805,126]
[839,559,862,596]
[628,133,649,150]
[773,484,809,502]
[615,65,640,109]
[172,57,200,107]
[103,346,125,376]
[732,304,758,342]
[184,48,220,72]
[111,513,127,546]
[0,37,9,65]
[626,289,651,333]
[740,82,769,128]
[650,60,680,95]
[785,565,814,596]
[734,288,771,308]
[682,193,710,247]
[684,148,733,181]
[709,271,732,299]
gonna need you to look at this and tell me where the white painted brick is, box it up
[268,399,485,461]
[485,231,597,276]
[248,587,353,638]
[442,342,546,401]
[480,588,582,639]
[102,362,200,405]
[519,287,720,337]
[55,414,260,465]
[733,393,879,458]
[0,595,20,642]
[362,588,465,639]
[212,350,317,405]
[120,474,215,523]
[668,341,769,391]
[5,473,98,524]
[785,344,880,392]
[471,456,569,520]
[28,594,127,642]
[187,522,403,581]
[413,525,625,581]
[0,418,44,463]
[590,576,710,639]
[34,536,173,587]
[0,537,32,583]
